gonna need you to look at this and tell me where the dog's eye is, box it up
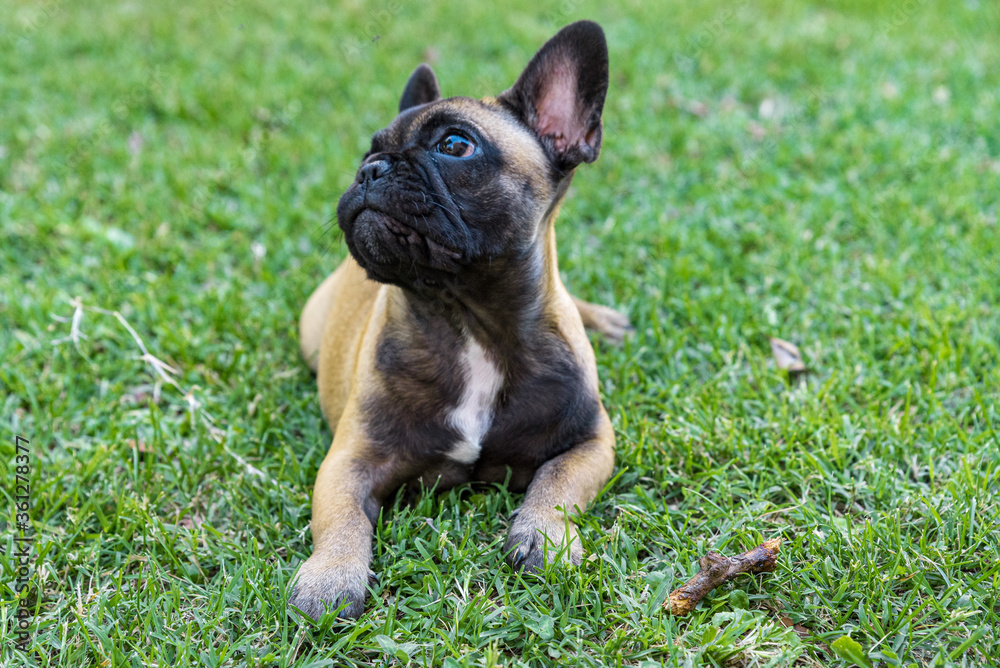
[436,134,475,158]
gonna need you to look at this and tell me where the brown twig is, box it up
[666,538,782,615]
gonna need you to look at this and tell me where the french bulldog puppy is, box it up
[291,20,629,620]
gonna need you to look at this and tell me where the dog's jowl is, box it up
[291,20,630,620]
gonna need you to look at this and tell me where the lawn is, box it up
[2,0,999,666]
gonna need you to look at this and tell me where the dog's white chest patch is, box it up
[445,337,503,464]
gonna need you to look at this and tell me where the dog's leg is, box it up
[504,415,615,571]
[288,442,387,620]
[572,296,632,344]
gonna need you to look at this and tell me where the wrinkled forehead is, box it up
[376,96,549,170]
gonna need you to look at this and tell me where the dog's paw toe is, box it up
[584,304,633,345]
[288,557,372,621]
[504,510,581,573]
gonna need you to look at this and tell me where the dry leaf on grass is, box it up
[769,337,806,372]
[778,614,812,638]
[127,438,152,454]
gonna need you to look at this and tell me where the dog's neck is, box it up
[391,185,572,356]
[394,243,548,350]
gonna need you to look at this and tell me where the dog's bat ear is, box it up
[399,63,441,113]
[498,21,609,171]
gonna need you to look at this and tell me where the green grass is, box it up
[2,0,999,665]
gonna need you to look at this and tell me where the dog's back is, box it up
[299,256,382,427]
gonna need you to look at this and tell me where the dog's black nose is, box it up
[359,158,391,184]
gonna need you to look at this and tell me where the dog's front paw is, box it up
[504,508,582,573]
[288,555,374,621]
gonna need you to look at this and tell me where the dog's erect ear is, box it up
[498,21,609,171]
[399,64,441,113]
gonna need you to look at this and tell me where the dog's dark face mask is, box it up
[336,94,543,293]
[336,21,609,297]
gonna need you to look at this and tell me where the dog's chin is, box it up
[346,209,456,292]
